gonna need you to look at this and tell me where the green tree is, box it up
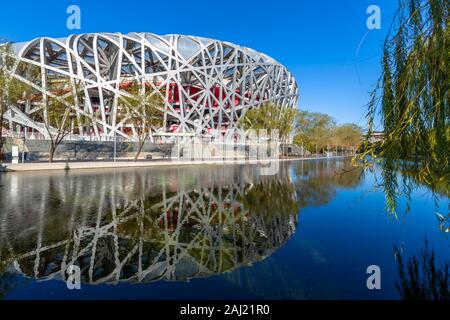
[331,123,363,150]
[239,102,297,155]
[36,79,86,162]
[119,78,164,161]
[0,42,31,160]
[360,0,449,212]
[293,110,336,153]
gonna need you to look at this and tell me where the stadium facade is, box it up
[5,32,298,141]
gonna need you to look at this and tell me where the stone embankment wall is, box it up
[2,138,302,162]
[2,138,174,161]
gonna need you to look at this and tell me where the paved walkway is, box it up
[1,155,350,172]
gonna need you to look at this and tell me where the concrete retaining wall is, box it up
[2,138,174,161]
[2,138,304,162]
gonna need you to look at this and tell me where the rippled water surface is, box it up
[0,159,448,299]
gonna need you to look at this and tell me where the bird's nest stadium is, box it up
[5,32,298,141]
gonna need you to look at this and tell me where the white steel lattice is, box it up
[9,32,298,140]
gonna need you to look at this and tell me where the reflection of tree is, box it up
[0,165,298,287]
[0,272,20,300]
[293,159,363,208]
[395,241,449,300]
[243,178,299,222]
[0,256,21,299]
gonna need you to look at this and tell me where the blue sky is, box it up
[0,0,398,127]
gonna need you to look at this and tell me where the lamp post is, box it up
[113,130,117,162]
[21,137,25,163]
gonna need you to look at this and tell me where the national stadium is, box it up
[5,32,298,141]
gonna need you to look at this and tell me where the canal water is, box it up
[0,159,448,299]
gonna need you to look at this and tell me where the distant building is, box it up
[368,131,384,143]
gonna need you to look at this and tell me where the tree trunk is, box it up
[0,110,4,161]
[0,137,3,162]
[49,143,56,163]
[134,139,145,162]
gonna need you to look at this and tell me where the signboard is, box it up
[12,146,19,164]
[12,146,19,157]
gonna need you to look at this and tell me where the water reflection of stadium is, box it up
[0,164,299,285]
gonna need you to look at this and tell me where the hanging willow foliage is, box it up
[359,0,449,214]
